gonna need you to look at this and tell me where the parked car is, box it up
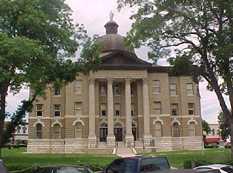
[224,141,231,148]
[32,166,94,173]
[99,156,170,173]
[0,160,8,173]
[194,164,233,173]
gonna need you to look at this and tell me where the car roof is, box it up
[195,164,231,169]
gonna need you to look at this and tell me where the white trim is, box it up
[33,120,45,127]
[187,118,198,125]
[72,119,85,126]
[171,118,181,126]
[51,120,63,127]
[153,118,164,125]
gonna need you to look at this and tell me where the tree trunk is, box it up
[0,84,8,158]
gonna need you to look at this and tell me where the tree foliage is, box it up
[218,112,230,140]
[118,0,233,151]
[0,0,100,149]
[202,120,211,135]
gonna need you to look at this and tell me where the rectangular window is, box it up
[170,83,177,96]
[36,104,43,116]
[74,80,82,94]
[188,103,195,115]
[152,80,160,94]
[153,102,161,114]
[113,83,121,96]
[74,102,82,116]
[186,83,194,96]
[100,104,107,116]
[114,103,120,116]
[171,103,178,116]
[54,104,61,117]
[54,87,61,96]
[100,83,106,96]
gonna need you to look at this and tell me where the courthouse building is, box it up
[27,18,203,153]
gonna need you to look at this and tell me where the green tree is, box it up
[0,0,100,156]
[119,0,233,154]
[218,112,230,140]
[202,120,211,135]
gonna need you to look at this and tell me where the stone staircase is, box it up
[115,142,137,157]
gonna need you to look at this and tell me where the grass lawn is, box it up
[145,148,232,168]
[1,148,232,172]
[1,148,116,172]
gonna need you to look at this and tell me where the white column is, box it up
[88,78,96,148]
[107,78,115,146]
[125,78,134,147]
[142,78,152,146]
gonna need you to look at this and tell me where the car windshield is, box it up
[221,166,233,173]
[140,157,170,173]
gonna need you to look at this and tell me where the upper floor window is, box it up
[74,80,82,94]
[74,102,82,116]
[54,104,61,117]
[170,83,177,96]
[100,83,106,96]
[113,83,121,96]
[36,104,43,117]
[114,103,120,116]
[54,87,61,96]
[171,103,178,116]
[152,80,160,94]
[100,103,107,116]
[186,83,194,96]
[153,101,161,114]
[188,103,195,115]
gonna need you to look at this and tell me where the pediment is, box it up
[100,51,151,66]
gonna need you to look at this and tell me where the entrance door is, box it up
[114,128,123,142]
[132,127,137,141]
[100,127,108,142]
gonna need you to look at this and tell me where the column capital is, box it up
[107,78,113,83]
[88,78,95,84]
[125,78,132,84]
[142,77,149,83]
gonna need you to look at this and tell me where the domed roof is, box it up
[97,34,132,53]
[96,13,134,53]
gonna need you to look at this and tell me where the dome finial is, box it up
[110,11,114,21]
[104,11,119,34]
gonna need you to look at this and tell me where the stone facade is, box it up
[27,19,203,154]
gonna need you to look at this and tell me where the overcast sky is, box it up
[5,0,229,124]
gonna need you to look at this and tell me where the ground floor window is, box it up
[53,124,62,139]
[172,122,180,137]
[36,124,42,139]
[188,122,196,136]
[75,122,83,138]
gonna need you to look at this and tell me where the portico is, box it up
[88,73,152,148]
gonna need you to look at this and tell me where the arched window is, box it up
[188,122,196,136]
[75,122,83,138]
[172,122,180,137]
[53,124,61,139]
[36,124,42,139]
[154,122,162,137]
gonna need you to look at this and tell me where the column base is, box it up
[125,135,134,147]
[143,135,152,147]
[88,136,97,148]
[107,136,116,147]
